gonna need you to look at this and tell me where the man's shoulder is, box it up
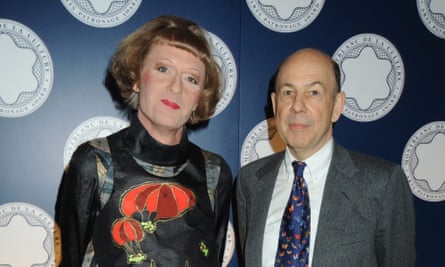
[344,147,398,169]
[333,142,402,179]
[240,151,284,174]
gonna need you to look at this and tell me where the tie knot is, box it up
[292,161,306,178]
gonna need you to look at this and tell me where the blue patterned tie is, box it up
[275,161,310,267]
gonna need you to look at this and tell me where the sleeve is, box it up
[54,143,101,266]
[376,165,416,267]
[208,153,233,266]
[233,168,247,267]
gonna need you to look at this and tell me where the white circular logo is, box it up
[206,31,237,118]
[61,0,142,28]
[245,0,325,33]
[333,33,405,122]
[402,121,445,202]
[63,116,129,166]
[0,202,56,266]
[222,221,235,267]
[417,0,445,39]
[0,19,54,118]
[240,118,286,167]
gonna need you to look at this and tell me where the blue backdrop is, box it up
[1,1,444,266]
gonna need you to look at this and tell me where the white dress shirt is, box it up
[262,139,333,267]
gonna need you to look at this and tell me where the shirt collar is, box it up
[123,114,191,166]
[284,138,334,180]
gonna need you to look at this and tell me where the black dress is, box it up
[55,116,233,266]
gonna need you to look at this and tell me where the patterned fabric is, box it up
[56,115,233,266]
[275,161,310,267]
[133,156,190,177]
[91,131,217,266]
[81,136,224,267]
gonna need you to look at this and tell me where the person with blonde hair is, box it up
[56,15,232,266]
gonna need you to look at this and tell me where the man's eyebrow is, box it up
[304,81,327,90]
[278,81,326,90]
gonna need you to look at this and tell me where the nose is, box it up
[291,95,306,113]
[168,73,183,93]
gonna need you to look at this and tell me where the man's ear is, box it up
[271,92,277,116]
[332,91,345,122]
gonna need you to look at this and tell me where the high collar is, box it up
[122,115,191,166]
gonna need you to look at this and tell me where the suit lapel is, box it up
[312,143,359,266]
[248,152,284,265]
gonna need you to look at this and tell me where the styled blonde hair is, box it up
[110,15,221,124]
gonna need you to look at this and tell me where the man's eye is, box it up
[282,90,293,96]
[309,90,319,96]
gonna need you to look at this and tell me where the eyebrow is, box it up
[279,81,327,91]
[155,58,204,73]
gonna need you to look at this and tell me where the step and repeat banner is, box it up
[1,1,444,266]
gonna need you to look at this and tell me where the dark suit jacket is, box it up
[234,142,415,267]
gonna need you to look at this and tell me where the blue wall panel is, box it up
[1,1,444,266]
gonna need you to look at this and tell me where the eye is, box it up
[281,89,294,97]
[309,90,319,96]
[185,75,198,85]
[157,65,168,73]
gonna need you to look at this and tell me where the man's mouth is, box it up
[161,99,180,110]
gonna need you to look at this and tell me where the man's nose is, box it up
[291,95,306,112]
